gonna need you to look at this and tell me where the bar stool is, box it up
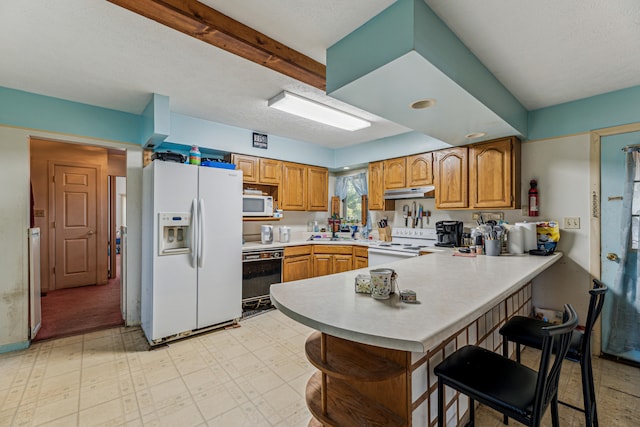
[435,304,578,427]
[499,279,607,427]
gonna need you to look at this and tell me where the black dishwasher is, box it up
[242,249,283,308]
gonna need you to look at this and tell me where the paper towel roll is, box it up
[507,225,524,254]
[516,222,538,251]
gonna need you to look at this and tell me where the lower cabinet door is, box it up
[313,255,333,277]
[333,255,353,274]
[283,256,312,282]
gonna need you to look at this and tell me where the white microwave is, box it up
[242,195,274,217]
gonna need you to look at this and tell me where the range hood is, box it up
[383,186,435,200]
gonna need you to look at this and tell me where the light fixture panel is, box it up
[268,91,371,131]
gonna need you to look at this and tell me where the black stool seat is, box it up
[435,304,578,427]
[499,279,607,427]
[499,316,583,361]
[435,345,539,419]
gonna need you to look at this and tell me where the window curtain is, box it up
[334,173,372,238]
[605,148,640,356]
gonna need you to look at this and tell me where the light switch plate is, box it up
[563,217,580,229]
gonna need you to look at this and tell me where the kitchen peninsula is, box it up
[270,251,563,426]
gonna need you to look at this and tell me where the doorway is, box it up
[30,138,126,340]
[591,123,640,365]
[600,131,640,364]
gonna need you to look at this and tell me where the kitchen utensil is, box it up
[412,202,417,228]
[418,205,423,228]
[403,205,409,226]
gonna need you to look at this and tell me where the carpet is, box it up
[35,262,124,341]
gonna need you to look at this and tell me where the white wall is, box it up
[0,125,143,351]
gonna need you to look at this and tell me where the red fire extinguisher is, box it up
[528,179,539,217]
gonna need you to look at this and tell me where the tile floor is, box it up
[0,309,638,426]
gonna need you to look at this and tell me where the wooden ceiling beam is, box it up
[107,0,326,90]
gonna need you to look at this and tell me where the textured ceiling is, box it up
[1,0,639,148]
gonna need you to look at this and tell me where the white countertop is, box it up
[270,251,562,353]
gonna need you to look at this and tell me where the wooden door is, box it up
[406,153,433,187]
[434,147,468,209]
[469,137,520,209]
[281,162,307,210]
[54,165,98,288]
[232,154,259,183]
[307,166,328,211]
[283,255,313,282]
[384,158,406,189]
[368,161,394,210]
[258,158,282,185]
[333,255,353,274]
[313,254,332,277]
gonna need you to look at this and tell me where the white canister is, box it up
[260,225,273,245]
[279,226,290,243]
[370,268,396,300]
[507,225,525,254]
[516,222,538,251]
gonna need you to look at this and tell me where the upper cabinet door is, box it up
[469,137,520,209]
[434,147,468,209]
[231,154,258,183]
[384,158,406,189]
[259,158,282,185]
[406,153,433,187]
[281,162,307,211]
[368,161,386,210]
[307,166,328,211]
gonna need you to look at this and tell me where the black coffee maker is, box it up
[435,221,464,247]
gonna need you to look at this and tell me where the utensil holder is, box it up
[485,239,501,256]
[378,227,392,241]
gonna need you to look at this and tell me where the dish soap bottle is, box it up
[189,145,201,165]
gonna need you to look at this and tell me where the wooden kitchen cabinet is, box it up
[368,161,395,211]
[230,154,259,183]
[258,158,282,185]
[307,166,329,211]
[433,147,469,209]
[229,154,282,186]
[406,153,433,187]
[283,246,313,282]
[281,162,307,210]
[384,157,406,189]
[313,246,353,277]
[469,136,521,209]
[353,246,368,269]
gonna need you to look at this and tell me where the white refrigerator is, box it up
[142,160,243,344]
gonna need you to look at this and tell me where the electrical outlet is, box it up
[563,217,580,229]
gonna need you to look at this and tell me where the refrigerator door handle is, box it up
[191,198,198,268]
[198,198,206,268]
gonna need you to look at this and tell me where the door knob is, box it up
[87,230,95,236]
[606,252,619,262]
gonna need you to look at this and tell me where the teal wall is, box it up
[2,83,640,169]
[528,85,640,140]
[0,87,141,143]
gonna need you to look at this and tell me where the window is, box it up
[631,152,640,249]
[343,180,362,223]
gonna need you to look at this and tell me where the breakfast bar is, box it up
[270,251,563,426]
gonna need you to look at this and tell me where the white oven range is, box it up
[368,227,438,266]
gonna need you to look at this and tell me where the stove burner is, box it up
[435,242,455,248]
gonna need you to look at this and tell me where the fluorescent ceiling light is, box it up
[268,91,371,131]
